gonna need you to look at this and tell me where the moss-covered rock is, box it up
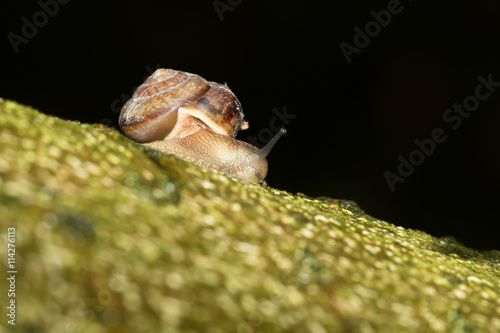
[0,98,499,333]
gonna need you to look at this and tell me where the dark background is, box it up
[2,0,499,250]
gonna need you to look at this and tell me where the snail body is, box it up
[119,68,286,183]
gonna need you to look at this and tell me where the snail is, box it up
[119,68,286,184]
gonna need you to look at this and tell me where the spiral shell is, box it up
[119,68,245,143]
[118,68,287,184]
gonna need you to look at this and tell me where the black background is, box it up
[2,0,499,250]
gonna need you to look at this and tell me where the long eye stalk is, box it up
[258,128,287,158]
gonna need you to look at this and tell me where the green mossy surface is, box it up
[0,98,499,333]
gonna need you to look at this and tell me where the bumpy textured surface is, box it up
[0,98,499,333]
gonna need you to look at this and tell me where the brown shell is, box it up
[119,68,245,143]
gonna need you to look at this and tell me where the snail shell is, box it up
[119,68,286,184]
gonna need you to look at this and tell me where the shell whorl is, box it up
[119,68,245,143]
